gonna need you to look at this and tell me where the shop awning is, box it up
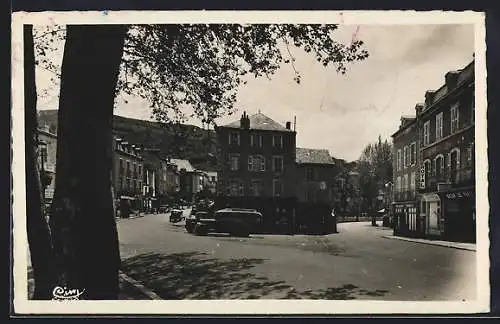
[420,193,441,202]
[377,208,385,213]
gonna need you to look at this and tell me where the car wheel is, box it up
[194,224,208,236]
[185,224,194,233]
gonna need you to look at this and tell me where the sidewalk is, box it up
[382,235,476,251]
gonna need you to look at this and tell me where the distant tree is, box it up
[28,23,370,299]
[358,135,393,225]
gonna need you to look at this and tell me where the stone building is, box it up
[294,148,337,205]
[417,60,475,242]
[391,115,420,236]
[215,111,296,198]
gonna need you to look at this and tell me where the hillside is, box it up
[38,110,218,171]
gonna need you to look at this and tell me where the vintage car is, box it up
[187,207,263,237]
[169,208,184,223]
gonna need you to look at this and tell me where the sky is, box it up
[36,24,474,162]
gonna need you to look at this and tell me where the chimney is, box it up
[424,90,435,107]
[415,103,424,116]
[445,71,459,89]
[240,111,250,129]
[285,121,291,130]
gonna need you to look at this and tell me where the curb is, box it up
[118,271,162,300]
[382,235,476,251]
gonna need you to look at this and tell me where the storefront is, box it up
[419,193,443,238]
[393,201,419,237]
[438,188,475,243]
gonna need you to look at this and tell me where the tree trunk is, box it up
[49,25,126,299]
[24,25,57,300]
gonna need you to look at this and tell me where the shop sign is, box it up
[445,190,473,200]
[420,165,426,189]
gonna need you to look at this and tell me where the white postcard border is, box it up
[11,10,489,315]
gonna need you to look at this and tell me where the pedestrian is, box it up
[331,207,337,233]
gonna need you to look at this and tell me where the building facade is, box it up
[37,125,58,202]
[295,148,337,205]
[215,112,297,198]
[391,115,420,236]
[416,60,475,242]
[170,158,198,202]
[112,136,144,199]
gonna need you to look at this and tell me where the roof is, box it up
[170,159,195,172]
[222,112,293,132]
[295,148,335,165]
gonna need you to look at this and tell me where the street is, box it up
[117,209,476,301]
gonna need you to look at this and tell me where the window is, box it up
[228,180,244,196]
[273,156,284,173]
[434,155,444,178]
[229,154,240,171]
[229,132,240,145]
[119,158,124,176]
[466,144,473,168]
[423,121,430,146]
[272,135,283,148]
[410,142,417,166]
[248,155,265,172]
[423,160,431,188]
[397,149,402,171]
[451,103,460,133]
[126,161,131,177]
[403,146,408,169]
[306,167,315,181]
[273,179,284,197]
[250,180,263,197]
[403,174,409,192]
[449,149,460,183]
[410,172,416,191]
[396,176,401,193]
[436,112,443,140]
[138,165,142,178]
[250,134,263,148]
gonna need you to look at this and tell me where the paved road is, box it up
[117,210,476,301]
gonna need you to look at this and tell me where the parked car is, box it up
[169,208,184,223]
[188,208,263,237]
[185,199,215,233]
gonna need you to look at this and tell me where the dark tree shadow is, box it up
[121,252,294,299]
[282,284,390,300]
[120,252,391,300]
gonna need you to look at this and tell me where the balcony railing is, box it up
[394,190,416,202]
[421,167,474,192]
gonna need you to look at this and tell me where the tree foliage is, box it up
[35,24,369,125]
[358,135,393,212]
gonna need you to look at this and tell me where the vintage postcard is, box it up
[11,10,489,315]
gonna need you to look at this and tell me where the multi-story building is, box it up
[417,60,475,242]
[165,159,180,196]
[294,148,337,204]
[391,115,420,236]
[170,158,198,202]
[112,136,144,199]
[204,171,218,194]
[37,125,57,202]
[215,111,296,198]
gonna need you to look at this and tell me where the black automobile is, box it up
[185,199,215,233]
[189,208,263,237]
[169,207,184,223]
